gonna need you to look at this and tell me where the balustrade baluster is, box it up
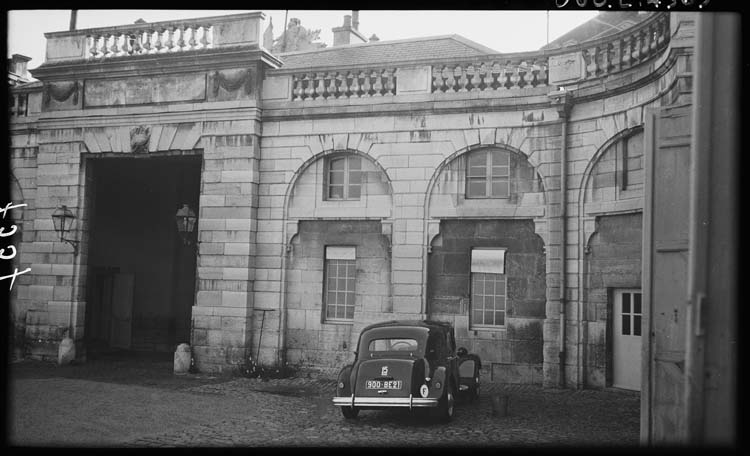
[442,66,455,93]
[371,70,383,96]
[300,74,312,100]
[631,32,641,64]
[177,27,186,50]
[517,63,528,89]
[358,70,370,97]
[502,62,518,90]
[490,62,502,90]
[453,66,466,92]
[621,37,631,67]
[536,63,548,87]
[354,71,368,98]
[386,69,396,96]
[431,66,443,93]
[332,73,344,98]
[344,72,354,98]
[119,33,129,54]
[189,26,198,49]
[88,36,98,58]
[477,63,489,91]
[586,46,599,77]
[601,43,613,75]
[641,28,651,58]
[291,76,302,101]
[163,28,174,52]
[152,29,162,51]
[200,26,210,48]
[464,65,476,91]
[144,31,153,53]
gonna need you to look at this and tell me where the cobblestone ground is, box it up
[125,378,640,447]
[9,355,640,447]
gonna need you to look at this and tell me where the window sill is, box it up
[470,325,507,333]
[324,319,354,325]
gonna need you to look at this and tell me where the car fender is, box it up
[427,366,448,399]
[337,364,354,397]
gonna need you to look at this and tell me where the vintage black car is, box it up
[332,320,481,422]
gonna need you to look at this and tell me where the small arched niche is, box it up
[288,150,393,219]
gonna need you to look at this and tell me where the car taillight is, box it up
[339,382,345,389]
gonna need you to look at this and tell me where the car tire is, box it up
[436,383,455,423]
[341,406,359,420]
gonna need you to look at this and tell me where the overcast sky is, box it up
[7,9,599,71]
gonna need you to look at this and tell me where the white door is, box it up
[613,289,642,391]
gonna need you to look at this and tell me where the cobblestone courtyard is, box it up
[7,353,640,447]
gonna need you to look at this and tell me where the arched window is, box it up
[325,154,361,200]
[465,149,510,199]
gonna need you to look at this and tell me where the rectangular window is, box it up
[466,150,510,198]
[324,246,356,321]
[470,248,507,327]
[620,291,643,336]
[326,155,362,200]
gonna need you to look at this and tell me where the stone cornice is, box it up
[31,47,281,82]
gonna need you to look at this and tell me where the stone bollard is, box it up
[57,336,76,365]
[491,393,509,417]
[174,343,191,375]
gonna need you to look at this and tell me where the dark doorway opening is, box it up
[84,154,201,356]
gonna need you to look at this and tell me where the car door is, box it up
[446,329,458,388]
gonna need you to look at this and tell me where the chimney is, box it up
[9,54,32,79]
[332,13,367,47]
[352,11,360,30]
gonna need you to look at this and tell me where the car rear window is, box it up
[368,338,418,352]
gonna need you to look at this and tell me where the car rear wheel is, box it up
[341,406,359,420]
[436,384,455,423]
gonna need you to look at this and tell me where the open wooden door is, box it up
[641,104,692,444]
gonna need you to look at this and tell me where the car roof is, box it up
[360,320,453,333]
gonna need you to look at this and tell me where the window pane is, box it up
[495,311,505,326]
[622,315,630,335]
[348,183,361,199]
[491,180,509,197]
[634,293,642,314]
[328,185,344,199]
[492,166,510,177]
[329,157,345,170]
[467,180,487,197]
[622,293,631,314]
[633,315,642,336]
[348,156,361,170]
[468,152,486,171]
[491,150,509,166]
[485,311,494,325]
[349,170,361,185]
[329,170,345,185]
[472,310,483,325]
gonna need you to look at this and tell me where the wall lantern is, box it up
[174,203,198,246]
[51,205,79,255]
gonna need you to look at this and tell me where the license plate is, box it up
[366,380,402,389]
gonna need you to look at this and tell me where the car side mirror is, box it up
[457,347,469,357]
[353,351,358,357]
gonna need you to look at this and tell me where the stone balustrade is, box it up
[578,12,670,78]
[285,13,669,101]
[432,59,549,93]
[41,12,265,64]
[291,69,397,101]
[86,24,213,59]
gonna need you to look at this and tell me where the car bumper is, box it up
[333,395,439,409]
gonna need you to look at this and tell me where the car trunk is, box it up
[354,358,421,398]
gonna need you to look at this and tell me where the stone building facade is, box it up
[7,11,696,389]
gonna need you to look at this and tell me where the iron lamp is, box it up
[51,205,79,255]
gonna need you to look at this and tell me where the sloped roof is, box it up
[541,11,646,50]
[276,35,498,70]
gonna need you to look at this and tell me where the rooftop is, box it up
[276,34,499,70]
